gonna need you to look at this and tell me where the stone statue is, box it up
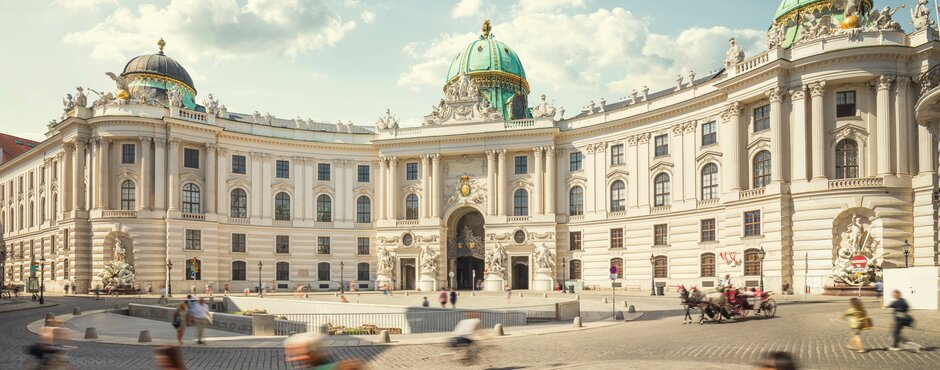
[530,94,557,118]
[420,244,439,273]
[133,89,157,106]
[113,239,126,262]
[62,93,75,113]
[534,243,555,270]
[844,0,860,18]
[629,89,638,103]
[830,214,884,286]
[457,73,471,98]
[912,0,937,31]
[203,94,220,115]
[586,100,596,114]
[376,108,399,130]
[90,89,114,107]
[867,6,901,32]
[105,72,130,98]
[167,88,182,108]
[74,87,87,108]
[485,242,507,274]
[724,37,745,69]
[377,246,395,275]
[687,70,696,85]
[99,238,135,289]
[641,86,649,101]
[799,13,833,42]
[675,75,683,91]
[766,22,784,49]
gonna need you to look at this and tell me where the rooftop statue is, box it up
[724,37,745,69]
[766,22,784,49]
[74,87,87,108]
[203,94,220,115]
[911,0,934,31]
[867,6,902,32]
[530,94,557,119]
[376,108,399,130]
[62,93,75,113]
[799,13,833,43]
[641,86,649,101]
[167,88,183,108]
[105,72,130,100]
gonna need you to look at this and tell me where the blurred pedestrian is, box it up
[439,288,448,308]
[449,288,458,308]
[753,351,798,370]
[154,345,187,370]
[184,295,196,326]
[190,297,212,344]
[159,287,169,304]
[64,284,69,295]
[284,332,362,369]
[505,284,512,303]
[888,290,919,351]
[842,297,871,353]
[421,297,430,307]
[148,283,153,295]
[70,282,76,295]
[339,294,348,303]
[172,303,188,345]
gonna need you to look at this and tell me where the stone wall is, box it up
[127,303,269,335]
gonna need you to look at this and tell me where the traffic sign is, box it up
[609,274,618,280]
[850,255,869,272]
[609,266,618,274]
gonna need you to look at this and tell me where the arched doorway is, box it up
[511,257,529,290]
[447,208,485,290]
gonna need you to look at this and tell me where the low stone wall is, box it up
[127,303,272,335]
[555,301,580,321]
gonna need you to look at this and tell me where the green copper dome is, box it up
[774,0,823,20]
[445,35,527,84]
[772,0,872,49]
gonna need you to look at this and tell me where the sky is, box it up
[0,0,912,141]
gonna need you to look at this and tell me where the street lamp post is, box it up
[0,250,6,291]
[758,247,767,292]
[903,240,911,268]
[166,259,173,298]
[340,261,345,293]
[649,254,656,296]
[39,257,46,304]
[257,261,263,297]
[562,258,567,293]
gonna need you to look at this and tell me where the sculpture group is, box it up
[830,215,884,286]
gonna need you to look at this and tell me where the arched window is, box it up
[274,192,291,221]
[120,180,136,210]
[232,261,247,281]
[18,205,23,229]
[357,262,370,281]
[51,194,57,222]
[185,258,201,280]
[569,186,584,216]
[316,194,331,222]
[753,151,771,188]
[356,196,371,223]
[700,253,716,277]
[569,260,582,280]
[653,173,670,207]
[230,189,247,218]
[610,180,625,212]
[513,189,529,216]
[405,194,419,220]
[182,184,201,213]
[317,262,330,281]
[610,258,624,279]
[701,163,719,200]
[653,256,668,278]
[276,261,290,281]
[63,258,69,280]
[39,197,45,222]
[28,202,34,227]
[744,249,762,276]
[835,139,859,179]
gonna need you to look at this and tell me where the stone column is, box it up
[626,137,639,208]
[808,82,826,180]
[721,103,742,191]
[153,139,166,210]
[205,143,217,214]
[293,157,305,220]
[249,152,262,219]
[671,126,685,201]
[377,157,387,221]
[167,139,180,211]
[918,126,935,174]
[431,154,442,218]
[593,143,607,212]
[63,144,74,213]
[788,86,807,182]
[584,145,597,211]
[421,154,431,219]
[497,150,507,216]
[304,158,314,220]
[766,87,785,183]
[896,76,912,175]
[876,75,895,176]
[485,150,496,216]
[261,154,272,220]
[139,136,152,210]
[217,149,229,217]
[100,138,110,210]
[388,157,398,220]
[533,147,544,215]
[335,160,346,221]
[92,138,102,210]
[544,146,555,215]
[636,135,651,207]
[73,138,87,212]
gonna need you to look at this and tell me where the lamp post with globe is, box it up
[758,247,767,292]
[903,240,911,268]
[258,261,263,297]
[166,259,173,298]
[649,254,656,296]
[39,257,46,304]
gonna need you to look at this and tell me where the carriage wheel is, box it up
[761,299,777,318]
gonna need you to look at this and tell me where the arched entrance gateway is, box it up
[447,208,485,290]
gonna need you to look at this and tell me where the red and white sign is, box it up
[850,255,869,272]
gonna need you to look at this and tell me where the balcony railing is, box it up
[313,221,333,229]
[828,177,884,190]
[651,205,671,214]
[396,220,419,227]
[739,188,766,199]
[607,210,627,219]
[273,220,293,227]
[506,215,530,223]
[354,222,374,229]
[228,217,249,225]
[181,213,206,221]
[697,198,720,208]
[504,119,535,129]
[568,215,584,222]
[102,210,137,218]
[177,109,207,123]
[735,50,770,75]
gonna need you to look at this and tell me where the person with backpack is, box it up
[888,290,921,351]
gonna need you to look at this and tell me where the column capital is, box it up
[205,143,218,152]
[138,136,152,145]
[250,151,263,159]
[636,133,651,144]
[74,137,88,146]
[217,147,229,155]
[420,153,431,163]
[95,135,111,144]
[485,150,497,160]
[790,85,808,100]
[765,87,784,103]
[496,149,506,159]
[896,75,912,88]
[154,138,166,147]
[167,137,181,146]
[671,124,684,136]
[545,146,555,158]
[874,74,895,90]
[532,147,544,155]
[378,156,388,168]
[430,153,441,162]
[721,102,742,121]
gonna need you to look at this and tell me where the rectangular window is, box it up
[654,224,668,246]
[744,210,762,237]
[569,152,583,171]
[318,264,330,281]
[318,163,331,181]
[231,233,246,253]
[317,237,331,254]
[231,155,246,174]
[836,91,856,118]
[183,148,199,169]
[357,165,370,182]
[232,262,246,281]
[357,263,370,281]
[275,160,290,178]
[514,155,527,174]
[569,231,582,251]
[700,219,716,242]
[654,134,669,157]
[357,237,370,255]
[185,230,201,250]
[121,144,136,164]
[610,228,623,249]
[406,162,418,180]
[276,235,290,254]
[701,121,717,146]
[753,105,770,132]
[610,144,624,165]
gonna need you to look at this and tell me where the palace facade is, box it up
[3,1,940,295]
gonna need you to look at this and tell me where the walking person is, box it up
[159,287,168,304]
[505,283,512,303]
[64,283,69,296]
[842,297,872,353]
[70,282,76,296]
[888,290,920,351]
[190,297,212,344]
[439,288,448,308]
[171,303,188,345]
[421,297,430,307]
[449,288,458,308]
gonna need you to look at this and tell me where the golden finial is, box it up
[481,19,492,38]
[157,38,166,53]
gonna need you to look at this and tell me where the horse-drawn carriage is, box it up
[680,287,777,324]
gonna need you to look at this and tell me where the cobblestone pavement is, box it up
[2,296,939,369]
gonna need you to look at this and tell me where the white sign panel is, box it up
[883,267,939,310]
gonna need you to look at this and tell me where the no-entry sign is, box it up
[850,255,869,272]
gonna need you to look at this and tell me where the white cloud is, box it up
[63,0,358,62]
[54,0,117,10]
[398,32,477,90]
[514,0,584,14]
[452,0,483,18]
[360,10,375,24]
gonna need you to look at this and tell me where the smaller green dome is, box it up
[445,20,526,86]
[774,0,822,20]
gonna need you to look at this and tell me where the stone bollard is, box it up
[304,293,309,298]
[614,311,624,320]
[84,327,98,339]
[627,305,636,313]
[519,293,523,297]
[334,292,339,297]
[73,307,82,316]
[471,291,475,296]
[138,330,152,343]
[494,324,504,336]
[602,297,608,304]
[378,330,390,344]
[543,293,547,298]
[45,313,55,325]
[573,317,582,328]
[622,300,629,307]
[575,294,580,300]
[317,324,329,335]
[405,291,410,296]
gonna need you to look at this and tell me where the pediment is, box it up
[829,123,869,146]
[401,183,423,194]
[696,150,723,165]
[511,178,533,190]
[746,137,771,155]
[353,186,374,197]
[226,178,251,190]
[179,172,203,185]
[313,184,334,196]
[649,160,674,174]
[606,168,629,180]
[566,174,587,187]
[271,182,293,194]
